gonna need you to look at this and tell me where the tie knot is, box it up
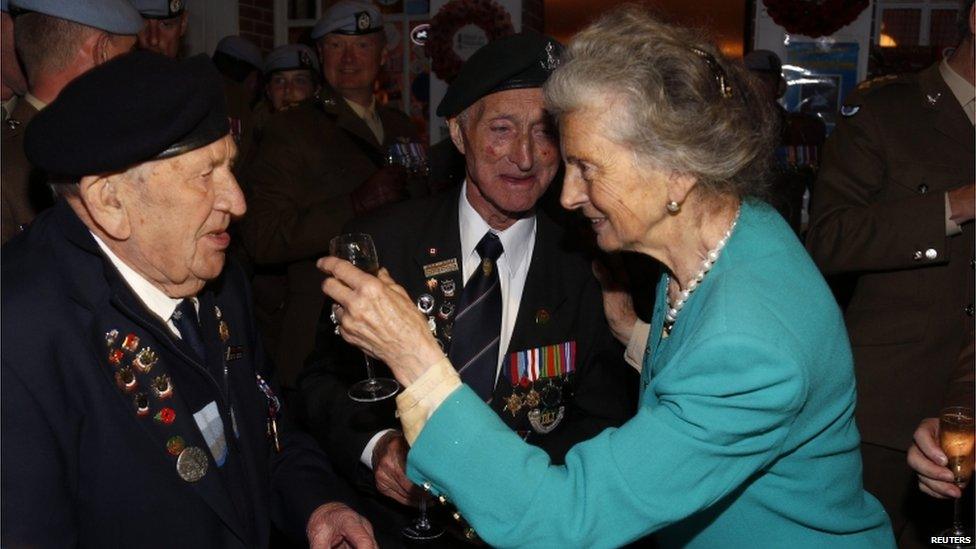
[475,232,504,262]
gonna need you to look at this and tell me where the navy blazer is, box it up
[1,201,351,548]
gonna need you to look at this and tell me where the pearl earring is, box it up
[666,200,681,213]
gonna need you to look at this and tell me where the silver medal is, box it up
[176,446,209,482]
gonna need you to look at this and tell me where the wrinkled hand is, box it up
[592,259,638,345]
[351,167,408,216]
[306,502,377,549]
[907,418,965,499]
[372,431,420,505]
[948,184,975,225]
[319,257,444,386]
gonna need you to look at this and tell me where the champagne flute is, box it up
[401,495,443,541]
[937,406,975,548]
[329,233,401,402]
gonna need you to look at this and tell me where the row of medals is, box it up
[104,307,231,483]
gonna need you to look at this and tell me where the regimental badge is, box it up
[426,278,439,291]
[154,407,176,425]
[6,118,20,130]
[528,406,565,434]
[356,11,371,31]
[523,388,541,409]
[133,347,159,373]
[116,366,137,392]
[218,320,230,343]
[423,258,459,278]
[134,392,150,416]
[840,105,860,117]
[503,393,523,417]
[540,41,559,71]
[926,92,941,105]
[121,333,140,353]
[299,49,312,68]
[105,329,120,348]
[482,258,493,277]
[151,374,174,399]
[440,279,456,298]
[108,348,125,366]
[417,294,435,314]
[438,302,455,320]
[166,435,186,456]
[176,446,208,482]
[170,0,183,14]
[214,305,223,320]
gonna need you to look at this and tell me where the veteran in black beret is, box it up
[299,31,637,544]
[1,50,378,549]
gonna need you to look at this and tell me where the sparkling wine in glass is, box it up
[937,406,975,548]
[401,495,443,541]
[329,233,400,402]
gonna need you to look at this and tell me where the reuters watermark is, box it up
[931,535,973,545]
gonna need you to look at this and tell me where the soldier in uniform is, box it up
[806,1,975,545]
[1,0,27,121]
[212,35,262,146]
[1,0,141,244]
[300,33,637,544]
[240,0,420,392]
[131,0,187,58]
[1,51,377,549]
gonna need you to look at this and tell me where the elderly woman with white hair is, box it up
[319,6,895,548]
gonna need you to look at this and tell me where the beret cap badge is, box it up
[356,11,370,30]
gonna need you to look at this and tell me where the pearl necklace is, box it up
[663,207,741,336]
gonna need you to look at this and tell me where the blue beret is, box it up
[25,51,228,177]
[214,35,262,70]
[1,0,8,13]
[263,44,319,75]
[311,0,382,39]
[10,0,143,34]
[436,33,563,118]
[130,0,184,19]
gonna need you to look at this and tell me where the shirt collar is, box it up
[90,231,186,323]
[343,96,377,119]
[940,59,975,108]
[458,182,536,278]
[24,92,46,112]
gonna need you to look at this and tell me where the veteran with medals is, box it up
[300,33,637,543]
[320,8,895,548]
[0,51,376,548]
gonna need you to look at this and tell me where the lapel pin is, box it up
[166,435,186,456]
[428,247,437,256]
[535,308,550,325]
[926,92,941,105]
[218,321,230,343]
[108,348,125,366]
[417,294,435,314]
[154,407,176,425]
[152,374,174,399]
[133,347,158,373]
[426,278,439,291]
[105,329,120,348]
[134,392,150,416]
[121,333,140,353]
[441,279,456,298]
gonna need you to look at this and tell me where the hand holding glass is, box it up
[937,406,975,547]
[329,233,400,402]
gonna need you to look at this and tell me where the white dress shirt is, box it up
[359,184,538,467]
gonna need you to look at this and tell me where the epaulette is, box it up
[854,73,907,93]
[840,74,910,117]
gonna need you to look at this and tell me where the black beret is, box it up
[25,50,228,177]
[436,32,563,118]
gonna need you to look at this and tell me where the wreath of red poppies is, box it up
[429,0,515,82]
[762,0,869,38]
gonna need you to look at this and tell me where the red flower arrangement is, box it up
[429,0,515,82]
[762,0,870,38]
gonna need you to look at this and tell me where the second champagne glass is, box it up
[329,233,400,402]
[936,406,975,549]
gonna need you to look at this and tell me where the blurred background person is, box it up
[131,0,187,58]
[321,6,894,548]
[211,34,262,145]
[0,0,27,121]
[239,0,418,400]
[806,1,974,545]
[2,0,141,244]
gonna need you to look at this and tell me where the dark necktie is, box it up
[449,232,504,401]
[172,298,206,363]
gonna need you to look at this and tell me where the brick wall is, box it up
[239,0,275,53]
[522,0,544,33]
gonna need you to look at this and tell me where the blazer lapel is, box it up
[919,65,974,154]
[411,190,464,351]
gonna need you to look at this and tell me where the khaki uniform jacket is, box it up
[240,91,417,388]
[1,100,52,244]
[806,63,975,451]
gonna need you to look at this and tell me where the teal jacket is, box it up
[406,201,894,548]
